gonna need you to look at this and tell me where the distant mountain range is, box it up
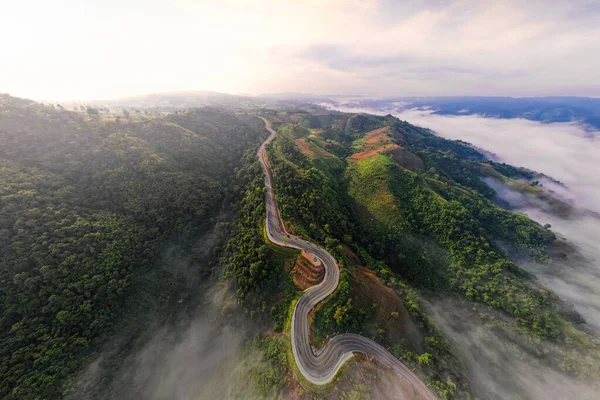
[83,92,600,130]
[88,90,250,109]
[322,96,600,130]
[85,91,331,110]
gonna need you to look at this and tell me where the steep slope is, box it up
[260,109,600,398]
[0,94,266,398]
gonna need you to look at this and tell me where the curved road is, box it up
[257,117,437,399]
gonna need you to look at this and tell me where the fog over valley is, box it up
[323,102,600,398]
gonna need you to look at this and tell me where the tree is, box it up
[86,107,99,117]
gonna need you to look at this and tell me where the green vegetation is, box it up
[0,94,266,398]
[348,154,561,338]
[359,250,469,398]
[268,110,563,340]
[266,128,354,245]
[3,95,597,399]
[220,154,274,309]
[245,334,290,398]
[271,275,301,333]
[312,268,370,346]
[261,108,600,397]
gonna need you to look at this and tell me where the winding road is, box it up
[257,117,437,399]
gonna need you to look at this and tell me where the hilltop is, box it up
[250,107,600,398]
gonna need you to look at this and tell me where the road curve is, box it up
[257,117,437,399]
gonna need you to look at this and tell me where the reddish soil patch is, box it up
[349,127,399,162]
[291,250,325,290]
[295,138,334,158]
[385,147,424,172]
[350,144,399,162]
[296,138,318,157]
[364,127,392,146]
[351,267,422,349]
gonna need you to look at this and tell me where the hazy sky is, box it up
[1,0,599,100]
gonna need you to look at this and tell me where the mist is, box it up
[68,217,269,400]
[71,284,269,400]
[323,104,600,212]
[334,105,600,330]
[392,109,600,214]
[69,106,600,399]
[425,297,597,400]
[400,112,600,399]
[387,111,600,333]
[324,104,600,397]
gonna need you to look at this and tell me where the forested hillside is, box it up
[253,108,600,397]
[0,94,266,398]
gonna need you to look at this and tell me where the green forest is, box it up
[0,94,266,398]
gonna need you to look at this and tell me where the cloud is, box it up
[425,297,598,400]
[69,221,266,400]
[522,213,600,332]
[1,0,600,99]
[326,103,600,396]
[297,0,600,96]
[484,176,600,332]
[390,110,600,214]
[303,45,414,72]
[382,109,600,332]
[71,284,265,400]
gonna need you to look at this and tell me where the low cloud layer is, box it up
[326,104,600,397]
[426,297,597,400]
[393,109,600,214]
[485,177,600,332]
[72,286,265,400]
[390,109,600,332]
[70,220,265,400]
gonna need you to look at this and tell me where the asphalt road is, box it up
[257,117,437,399]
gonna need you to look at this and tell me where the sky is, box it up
[1,0,600,101]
